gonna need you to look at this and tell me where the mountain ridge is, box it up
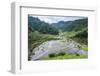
[28,15,88,34]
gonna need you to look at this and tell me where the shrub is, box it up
[76,53,80,56]
[57,52,66,56]
[49,53,56,58]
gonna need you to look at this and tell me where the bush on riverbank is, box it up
[45,52,87,60]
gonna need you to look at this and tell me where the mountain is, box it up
[52,18,88,32]
[28,15,88,35]
[28,16,59,35]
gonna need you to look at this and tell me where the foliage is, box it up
[57,52,66,56]
[28,15,59,35]
[71,28,88,45]
[61,28,88,45]
[49,53,56,58]
[52,18,88,32]
[44,53,87,60]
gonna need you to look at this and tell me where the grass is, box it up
[81,47,88,51]
[28,31,59,49]
[42,53,87,60]
[60,29,88,45]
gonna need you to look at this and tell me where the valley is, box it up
[28,15,88,61]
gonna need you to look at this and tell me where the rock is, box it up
[77,50,87,55]
[66,48,79,54]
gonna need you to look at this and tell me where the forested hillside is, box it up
[28,16,59,35]
[28,16,88,33]
[52,18,88,32]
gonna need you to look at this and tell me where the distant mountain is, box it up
[52,18,88,32]
[52,21,65,30]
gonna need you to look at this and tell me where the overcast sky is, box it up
[31,15,87,24]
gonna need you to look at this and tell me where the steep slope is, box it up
[28,15,59,35]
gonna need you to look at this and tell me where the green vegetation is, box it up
[28,15,59,35]
[81,47,88,51]
[71,28,88,45]
[28,31,59,49]
[57,52,66,56]
[43,53,87,60]
[60,28,88,45]
[49,53,56,58]
[49,52,66,58]
[52,18,88,32]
